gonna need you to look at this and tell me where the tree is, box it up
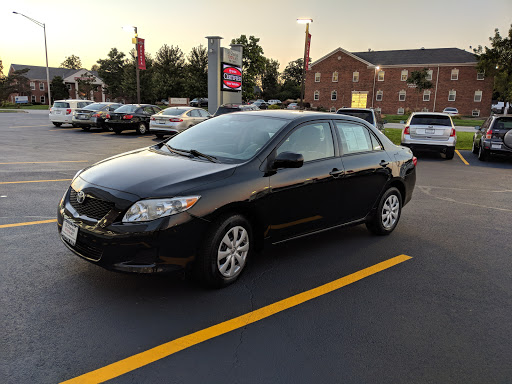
[406,68,433,111]
[122,49,155,103]
[261,58,280,100]
[90,64,99,72]
[153,44,186,100]
[50,76,69,101]
[230,35,266,101]
[0,59,4,78]
[474,25,512,110]
[0,68,31,102]
[96,48,127,100]
[76,73,99,100]
[282,58,304,86]
[185,45,208,99]
[60,55,82,69]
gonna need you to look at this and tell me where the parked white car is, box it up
[442,107,459,116]
[267,99,282,105]
[49,99,94,127]
[149,107,211,138]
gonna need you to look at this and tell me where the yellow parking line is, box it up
[0,160,88,165]
[92,132,112,135]
[455,150,469,165]
[49,128,83,131]
[60,254,412,384]
[0,179,72,185]
[0,219,57,229]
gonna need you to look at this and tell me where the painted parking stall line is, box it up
[0,179,72,185]
[455,150,470,165]
[0,160,88,165]
[60,254,412,384]
[0,219,57,229]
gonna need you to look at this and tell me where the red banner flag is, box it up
[137,38,146,70]
[305,33,312,70]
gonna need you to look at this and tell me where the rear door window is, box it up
[410,115,451,126]
[190,110,201,117]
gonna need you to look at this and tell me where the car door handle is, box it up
[329,168,345,177]
[379,160,389,167]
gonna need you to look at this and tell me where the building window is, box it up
[353,71,359,82]
[448,90,456,101]
[314,90,319,101]
[451,69,459,80]
[426,69,433,81]
[330,106,336,112]
[375,107,381,113]
[106,98,110,102]
[40,95,45,104]
[31,95,36,103]
[378,71,385,81]
[39,82,45,91]
[472,109,480,117]
[331,91,337,101]
[477,72,485,80]
[376,90,383,101]
[332,72,338,82]
[474,90,482,102]
[423,90,431,101]
[30,82,35,90]
[399,90,406,101]
[422,107,429,112]
[397,107,405,115]
[401,70,408,81]
[315,72,321,82]
[66,84,71,90]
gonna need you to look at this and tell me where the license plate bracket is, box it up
[61,219,78,246]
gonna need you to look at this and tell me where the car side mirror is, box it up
[475,126,480,130]
[382,119,388,124]
[273,152,304,169]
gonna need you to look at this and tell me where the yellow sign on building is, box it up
[351,92,368,108]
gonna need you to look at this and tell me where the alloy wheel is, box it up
[381,195,399,229]
[217,226,249,278]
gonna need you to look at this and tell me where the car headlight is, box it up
[122,196,201,223]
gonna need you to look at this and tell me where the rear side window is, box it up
[162,108,188,116]
[411,115,451,126]
[190,110,201,117]
[53,102,69,108]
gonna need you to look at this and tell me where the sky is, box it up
[1,0,511,75]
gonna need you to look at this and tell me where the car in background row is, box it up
[214,104,260,116]
[49,99,94,127]
[150,107,211,138]
[401,112,456,159]
[267,99,282,105]
[252,101,268,109]
[442,107,459,116]
[336,108,384,131]
[287,103,300,110]
[190,98,208,107]
[472,115,512,161]
[72,102,123,131]
[105,104,162,134]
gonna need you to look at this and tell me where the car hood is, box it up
[77,147,237,199]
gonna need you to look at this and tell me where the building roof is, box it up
[9,64,99,81]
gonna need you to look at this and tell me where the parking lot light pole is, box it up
[297,18,312,110]
[123,26,140,104]
[13,11,51,108]
[371,66,380,108]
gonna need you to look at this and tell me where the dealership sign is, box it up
[221,63,242,92]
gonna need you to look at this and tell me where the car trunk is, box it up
[409,115,452,141]
[491,118,512,148]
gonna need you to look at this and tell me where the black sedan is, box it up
[72,102,123,131]
[58,111,416,287]
[105,104,162,134]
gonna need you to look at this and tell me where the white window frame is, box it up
[40,95,45,104]
[378,71,385,81]
[448,90,456,102]
[331,90,337,101]
[397,107,405,115]
[352,71,359,82]
[31,95,36,103]
[30,82,35,90]
[421,107,429,112]
[376,90,383,101]
[474,90,482,102]
[401,70,408,81]
[423,90,431,101]
[472,109,480,117]
[66,84,71,90]
[399,90,406,101]
[477,72,485,80]
[451,69,459,80]
[314,90,319,101]
[426,69,433,81]
[315,72,321,82]
[332,72,338,82]
[39,82,45,91]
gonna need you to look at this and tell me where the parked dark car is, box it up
[105,104,162,134]
[252,101,269,110]
[72,102,123,131]
[214,103,259,116]
[472,115,512,161]
[190,98,208,107]
[58,111,416,287]
[336,108,384,131]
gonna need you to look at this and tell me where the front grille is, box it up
[69,189,114,220]
[72,238,103,261]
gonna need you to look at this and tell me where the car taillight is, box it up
[50,108,53,113]
[486,129,493,139]
[169,118,183,122]
[66,109,71,115]
[105,113,110,119]
[122,114,133,119]
[92,113,100,117]
[404,126,410,134]
[450,128,456,137]
[150,117,155,120]
[412,156,417,167]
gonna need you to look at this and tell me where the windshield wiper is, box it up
[161,143,218,163]
[189,149,218,163]
[161,142,193,158]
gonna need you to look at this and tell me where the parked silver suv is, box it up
[336,108,384,131]
[401,112,457,159]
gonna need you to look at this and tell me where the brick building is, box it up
[8,64,108,105]
[305,47,493,117]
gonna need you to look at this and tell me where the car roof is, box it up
[337,108,374,112]
[410,112,450,116]
[233,109,372,121]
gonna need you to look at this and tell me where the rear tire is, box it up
[445,147,455,160]
[478,143,488,161]
[81,126,90,131]
[366,187,402,236]
[52,122,62,127]
[136,122,148,134]
[113,128,121,135]
[472,138,479,154]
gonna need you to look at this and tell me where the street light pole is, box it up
[13,12,51,108]
[297,18,312,110]
[123,25,140,104]
[372,66,380,108]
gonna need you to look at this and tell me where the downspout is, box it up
[433,65,440,112]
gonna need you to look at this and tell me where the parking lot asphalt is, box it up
[1,112,511,384]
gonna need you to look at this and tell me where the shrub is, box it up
[268,104,281,109]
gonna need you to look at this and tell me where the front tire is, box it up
[137,122,148,134]
[195,214,252,288]
[366,187,402,236]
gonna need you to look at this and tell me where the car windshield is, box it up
[53,102,69,108]
[337,110,374,124]
[411,114,452,126]
[83,103,105,111]
[215,105,242,116]
[165,114,288,163]
[161,108,189,116]
[115,105,140,113]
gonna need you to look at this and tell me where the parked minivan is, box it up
[49,99,94,127]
